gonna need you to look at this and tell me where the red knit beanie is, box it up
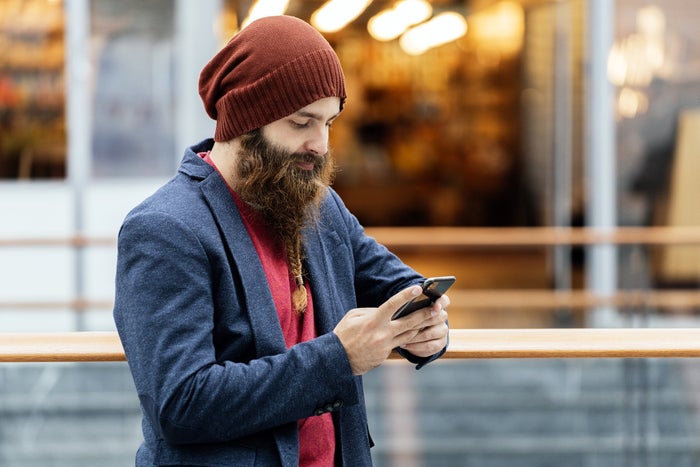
[199,15,347,142]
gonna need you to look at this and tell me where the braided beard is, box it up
[232,129,336,312]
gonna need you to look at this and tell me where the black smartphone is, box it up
[391,276,456,320]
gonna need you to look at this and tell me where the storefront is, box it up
[0,0,698,331]
[2,0,698,223]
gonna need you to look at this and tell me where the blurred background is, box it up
[0,0,698,465]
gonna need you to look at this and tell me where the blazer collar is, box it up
[179,139,217,180]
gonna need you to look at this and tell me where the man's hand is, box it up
[398,292,450,358]
[333,286,450,375]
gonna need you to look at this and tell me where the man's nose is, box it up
[305,126,329,156]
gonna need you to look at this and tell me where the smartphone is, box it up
[391,276,456,320]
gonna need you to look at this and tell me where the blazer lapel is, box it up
[199,173,287,357]
[303,224,344,336]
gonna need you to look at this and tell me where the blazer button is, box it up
[332,400,343,409]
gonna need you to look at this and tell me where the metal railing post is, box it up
[585,0,618,327]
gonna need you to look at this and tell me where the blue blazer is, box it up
[114,139,445,466]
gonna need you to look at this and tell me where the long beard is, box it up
[232,129,336,312]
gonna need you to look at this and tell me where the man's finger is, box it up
[378,285,422,320]
[435,294,451,309]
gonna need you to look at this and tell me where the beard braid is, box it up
[232,129,337,313]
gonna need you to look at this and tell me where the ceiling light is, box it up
[311,0,373,33]
[368,0,432,42]
[241,0,290,29]
[394,0,432,26]
[400,12,467,55]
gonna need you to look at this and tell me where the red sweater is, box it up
[200,152,336,466]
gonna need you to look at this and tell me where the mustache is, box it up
[295,152,319,163]
[289,151,330,180]
[293,151,326,166]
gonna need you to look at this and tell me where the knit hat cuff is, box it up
[213,48,346,142]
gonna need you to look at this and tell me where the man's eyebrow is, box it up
[294,110,341,121]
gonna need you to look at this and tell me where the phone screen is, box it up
[391,276,455,320]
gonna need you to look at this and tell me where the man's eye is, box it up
[291,120,309,129]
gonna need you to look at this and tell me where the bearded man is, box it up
[113,15,450,467]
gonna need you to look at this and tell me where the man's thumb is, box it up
[380,285,422,319]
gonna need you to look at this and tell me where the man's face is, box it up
[260,96,341,163]
[231,97,341,239]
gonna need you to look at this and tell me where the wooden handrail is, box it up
[366,226,700,248]
[446,328,700,358]
[0,299,114,310]
[4,329,700,362]
[0,235,115,247]
[3,290,699,311]
[450,289,700,309]
[0,227,699,248]
[0,332,124,362]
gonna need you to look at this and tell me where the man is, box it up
[113,15,450,466]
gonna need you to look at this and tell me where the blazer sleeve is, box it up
[113,209,359,445]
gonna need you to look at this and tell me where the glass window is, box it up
[614,1,700,226]
[326,3,529,227]
[89,0,176,178]
[0,0,66,180]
